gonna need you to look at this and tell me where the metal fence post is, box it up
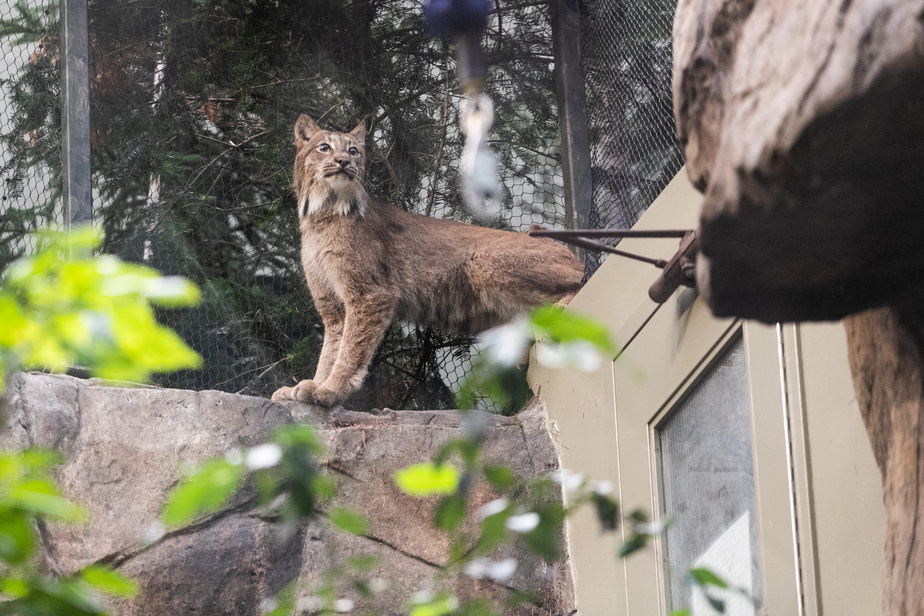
[60,0,92,228]
[550,0,592,239]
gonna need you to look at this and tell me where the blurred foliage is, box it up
[393,462,461,497]
[162,423,333,537]
[0,228,199,614]
[159,306,715,615]
[457,305,618,414]
[0,0,566,406]
[0,227,200,385]
[0,450,140,616]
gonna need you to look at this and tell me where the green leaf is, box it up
[273,427,325,519]
[80,565,139,598]
[353,579,374,599]
[434,493,467,531]
[0,225,202,386]
[529,305,617,355]
[328,507,369,536]
[591,493,619,531]
[394,463,460,497]
[504,590,536,608]
[161,459,244,528]
[476,509,510,554]
[435,437,481,468]
[462,366,532,415]
[0,576,29,600]
[409,593,458,616]
[0,511,36,565]
[522,504,566,560]
[483,465,515,493]
[618,533,648,559]
[310,474,337,501]
[689,567,729,589]
[449,538,468,564]
[627,508,649,523]
[707,594,726,613]
[8,480,87,522]
[263,582,297,616]
[347,555,379,571]
[273,424,324,456]
[669,610,691,616]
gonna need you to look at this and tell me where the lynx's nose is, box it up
[335,155,350,168]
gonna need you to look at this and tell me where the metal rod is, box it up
[550,0,593,255]
[60,0,92,230]
[529,225,692,239]
[531,227,668,268]
[648,230,698,303]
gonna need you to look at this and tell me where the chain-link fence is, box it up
[0,1,58,268]
[0,0,566,410]
[581,0,684,273]
[1,0,685,410]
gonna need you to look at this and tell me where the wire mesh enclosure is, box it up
[580,0,684,273]
[0,0,685,410]
[0,1,58,267]
[0,0,568,410]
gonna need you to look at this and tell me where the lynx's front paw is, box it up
[271,386,295,401]
[306,385,344,408]
[291,379,321,403]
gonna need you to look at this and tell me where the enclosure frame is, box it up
[59,0,91,227]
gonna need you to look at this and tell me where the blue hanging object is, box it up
[422,0,492,39]
[423,0,501,220]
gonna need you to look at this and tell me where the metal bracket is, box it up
[527,225,699,303]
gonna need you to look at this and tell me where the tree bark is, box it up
[672,2,924,612]
[673,0,924,322]
[845,305,924,615]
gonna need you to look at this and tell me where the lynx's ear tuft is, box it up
[350,120,366,143]
[294,114,321,148]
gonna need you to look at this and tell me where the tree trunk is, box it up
[672,2,924,608]
[845,306,924,615]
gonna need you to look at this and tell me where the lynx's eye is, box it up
[348,146,359,156]
[317,143,331,153]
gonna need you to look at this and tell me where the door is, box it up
[610,296,799,616]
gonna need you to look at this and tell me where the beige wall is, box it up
[529,171,885,615]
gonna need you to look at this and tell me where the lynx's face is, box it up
[293,114,368,218]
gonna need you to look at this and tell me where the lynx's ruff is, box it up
[272,114,584,407]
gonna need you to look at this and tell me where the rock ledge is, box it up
[2,372,574,615]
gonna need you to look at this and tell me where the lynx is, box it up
[271,114,584,407]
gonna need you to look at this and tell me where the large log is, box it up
[673,1,924,614]
[674,0,924,322]
[845,306,924,616]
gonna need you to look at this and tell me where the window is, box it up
[658,336,762,614]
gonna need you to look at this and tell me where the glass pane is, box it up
[658,337,762,614]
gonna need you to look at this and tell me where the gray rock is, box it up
[2,372,574,615]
